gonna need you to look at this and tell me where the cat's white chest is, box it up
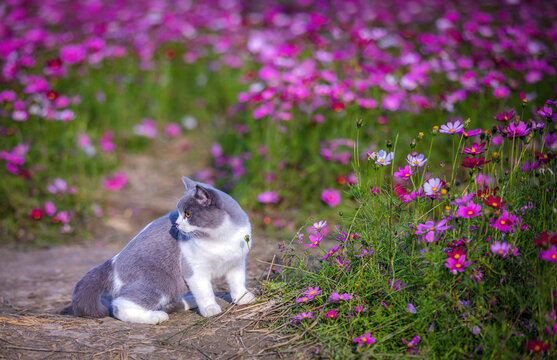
[179,218,251,279]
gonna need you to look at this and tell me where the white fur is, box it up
[178,215,255,317]
[112,298,169,325]
[112,271,123,294]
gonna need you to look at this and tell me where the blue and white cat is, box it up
[71,176,256,324]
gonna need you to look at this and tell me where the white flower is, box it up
[375,149,394,166]
[424,178,442,196]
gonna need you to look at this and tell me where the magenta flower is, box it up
[406,153,428,167]
[44,201,56,216]
[394,165,415,180]
[461,156,490,169]
[321,189,341,207]
[402,336,420,354]
[294,312,314,320]
[506,121,531,138]
[445,255,472,274]
[134,118,158,138]
[353,333,375,348]
[537,106,553,118]
[330,293,353,302]
[354,249,372,257]
[102,172,128,191]
[296,295,314,303]
[324,310,338,318]
[461,142,487,155]
[60,44,87,64]
[490,210,518,233]
[321,245,341,260]
[439,120,464,134]
[303,287,322,297]
[456,201,482,218]
[539,246,557,262]
[494,110,516,122]
[164,123,183,137]
[304,232,324,248]
[407,303,417,314]
[460,129,482,138]
[490,241,512,257]
[415,219,451,239]
[256,191,279,204]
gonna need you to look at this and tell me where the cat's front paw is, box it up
[199,303,222,317]
[233,291,257,305]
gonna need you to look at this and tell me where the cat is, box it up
[71,176,256,324]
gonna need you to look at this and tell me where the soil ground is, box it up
[0,137,296,359]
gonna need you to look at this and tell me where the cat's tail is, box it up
[72,260,113,317]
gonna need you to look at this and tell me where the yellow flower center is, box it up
[362,338,367,343]
[471,148,476,153]
[309,291,316,295]
[432,186,438,192]
[500,220,506,225]
[492,202,498,207]
[552,254,556,260]
[454,254,460,259]
[455,263,462,268]
[380,159,385,163]
[414,161,419,165]
[429,226,435,231]
[405,173,409,177]
[468,210,474,215]
[449,129,455,133]
[498,250,503,254]
[534,345,541,351]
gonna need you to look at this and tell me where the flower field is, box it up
[1,0,556,357]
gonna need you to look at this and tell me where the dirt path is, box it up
[0,137,289,359]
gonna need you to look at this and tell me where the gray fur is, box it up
[71,177,251,320]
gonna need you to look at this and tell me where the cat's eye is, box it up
[184,212,191,218]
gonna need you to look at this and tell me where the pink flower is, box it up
[102,172,128,191]
[256,191,279,204]
[461,142,487,155]
[44,201,56,216]
[402,336,420,354]
[439,120,464,134]
[312,220,327,231]
[321,189,341,207]
[60,44,87,64]
[303,287,322,297]
[165,123,183,137]
[539,246,557,262]
[134,118,158,138]
[490,210,518,233]
[490,241,512,257]
[53,211,70,224]
[394,165,415,180]
[304,232,324,248]
[456,201,482,218]
[506,121,530,138]
[293,312,314,320]
[353,333,375,348]
[324,310,338,318]
[296,295,314,303]
[321,245,340,260]
[445,255,472,274]
[329,293,353,302]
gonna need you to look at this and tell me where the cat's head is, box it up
[175,177,227,236]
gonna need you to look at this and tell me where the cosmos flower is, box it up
[483,195,506,210]
[303,287,322,297]
[321,189,341,207]
[102,172,128,191]
[293,312,314,320]
[445,255,472,274]
[490,210,519,233]
[423,178,443,196]
[525,339,550,353]
[461,156,490,169]
[30,208,43,220]
[539,246,557,262]
[505,121,530,138]
[304,232,324,248]
[439,120,464,134]
[374,149,394,166]
[490,241,512,257]
[402,336,420,354]
[461,142,487,155]
[257,191,279,204]
[329,293,353,302]
[532,231,557,248]
[456,201,482,218]
[494,110,516,122]
[406,153,428,167]
[394,165,415,180]
[324,310,338,318]
[312,220,327,231]
[353,333,375,348]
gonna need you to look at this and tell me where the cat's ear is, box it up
[194,185,223,208]
[182,176,196,190]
